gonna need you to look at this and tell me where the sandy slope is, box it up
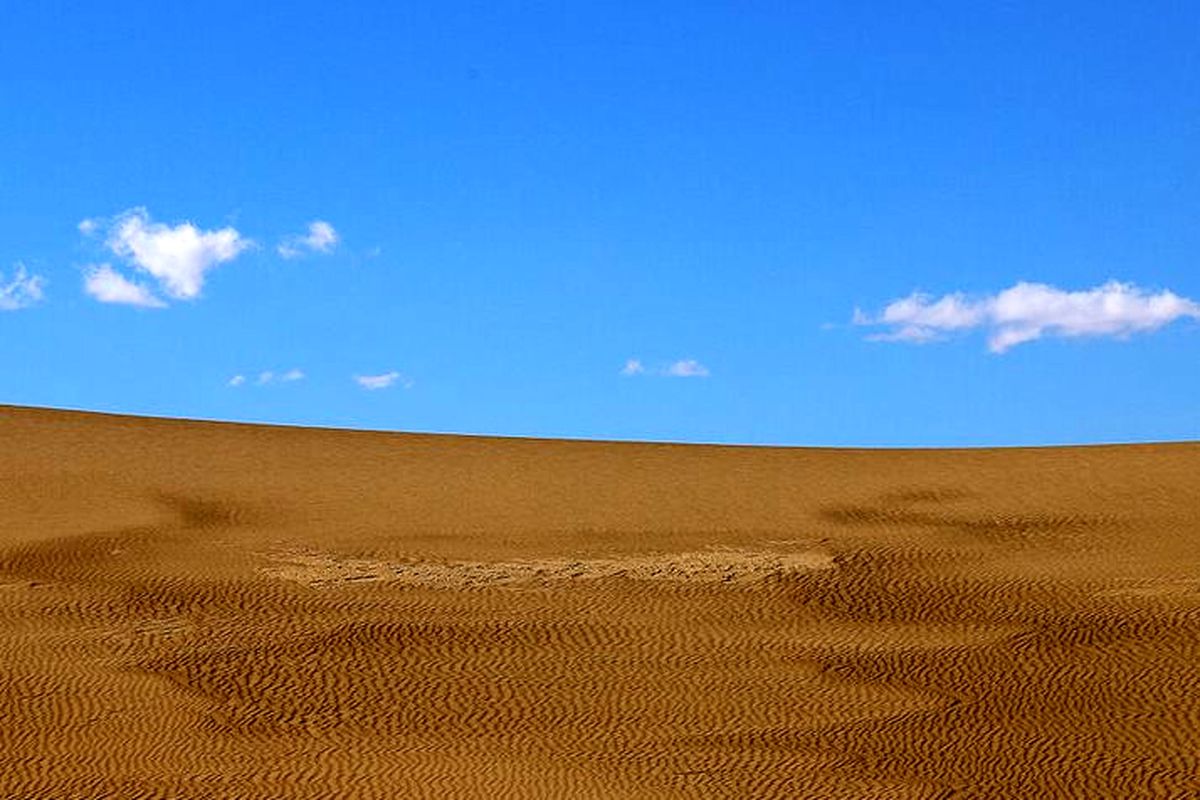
[1,404,1197,798]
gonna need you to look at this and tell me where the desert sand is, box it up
[1,404,1197,798]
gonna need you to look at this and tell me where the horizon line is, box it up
[3,402,1196,453]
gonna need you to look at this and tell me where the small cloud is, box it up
[0,263,46,311]
[82,264,165,308]
[354,371,411,390]
[278,220,339,259]
[306,221,337,252]
[664,359,710,378]
[77,218,100,236]
[855,280,1200,353]
[233,369,305,387]
[621,357,711,378]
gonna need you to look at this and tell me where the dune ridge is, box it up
[1,405,1198,798]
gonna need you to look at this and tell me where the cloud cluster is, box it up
[78,210,348,308]
[621,358,710,378]
[82,208,251,307]
[0,263,46,311]
[227,369,415,392]
[278,221,339,259]
[354,371,411,390]
[855,281,1200,353]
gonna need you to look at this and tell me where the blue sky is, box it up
[2,2,1197,446]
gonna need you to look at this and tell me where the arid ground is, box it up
[1,405,1197,798]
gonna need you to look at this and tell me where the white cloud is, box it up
[278,220,339,259]
[354,371,409,390]
[82,208,250,306]
[0,263,46,311]
[305,221,338,252]
[855,281,1200,353]
[621,358,645,376]
[82,264,165,308]
[664,359,710,377]
[231,369,304,387]
[622,357,711,378]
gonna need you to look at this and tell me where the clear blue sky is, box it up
[2,2,1197,446]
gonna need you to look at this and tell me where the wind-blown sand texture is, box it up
[1,405,1198,798]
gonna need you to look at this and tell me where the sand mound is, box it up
[1,405,1198,798]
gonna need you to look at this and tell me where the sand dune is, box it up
[1,405,1198,798]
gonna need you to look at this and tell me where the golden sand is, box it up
[1,405,1197,797]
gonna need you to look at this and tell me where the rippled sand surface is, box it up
[1,405,1198,798]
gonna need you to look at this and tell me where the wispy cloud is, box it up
[226,369,304,387]
[621,357,711,378]
[80,208,250,306]
[855,280,1200,353]
[0,263,46,311]
[278,220,339,259]
[82,264,165,308]
[354,371,411,390]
